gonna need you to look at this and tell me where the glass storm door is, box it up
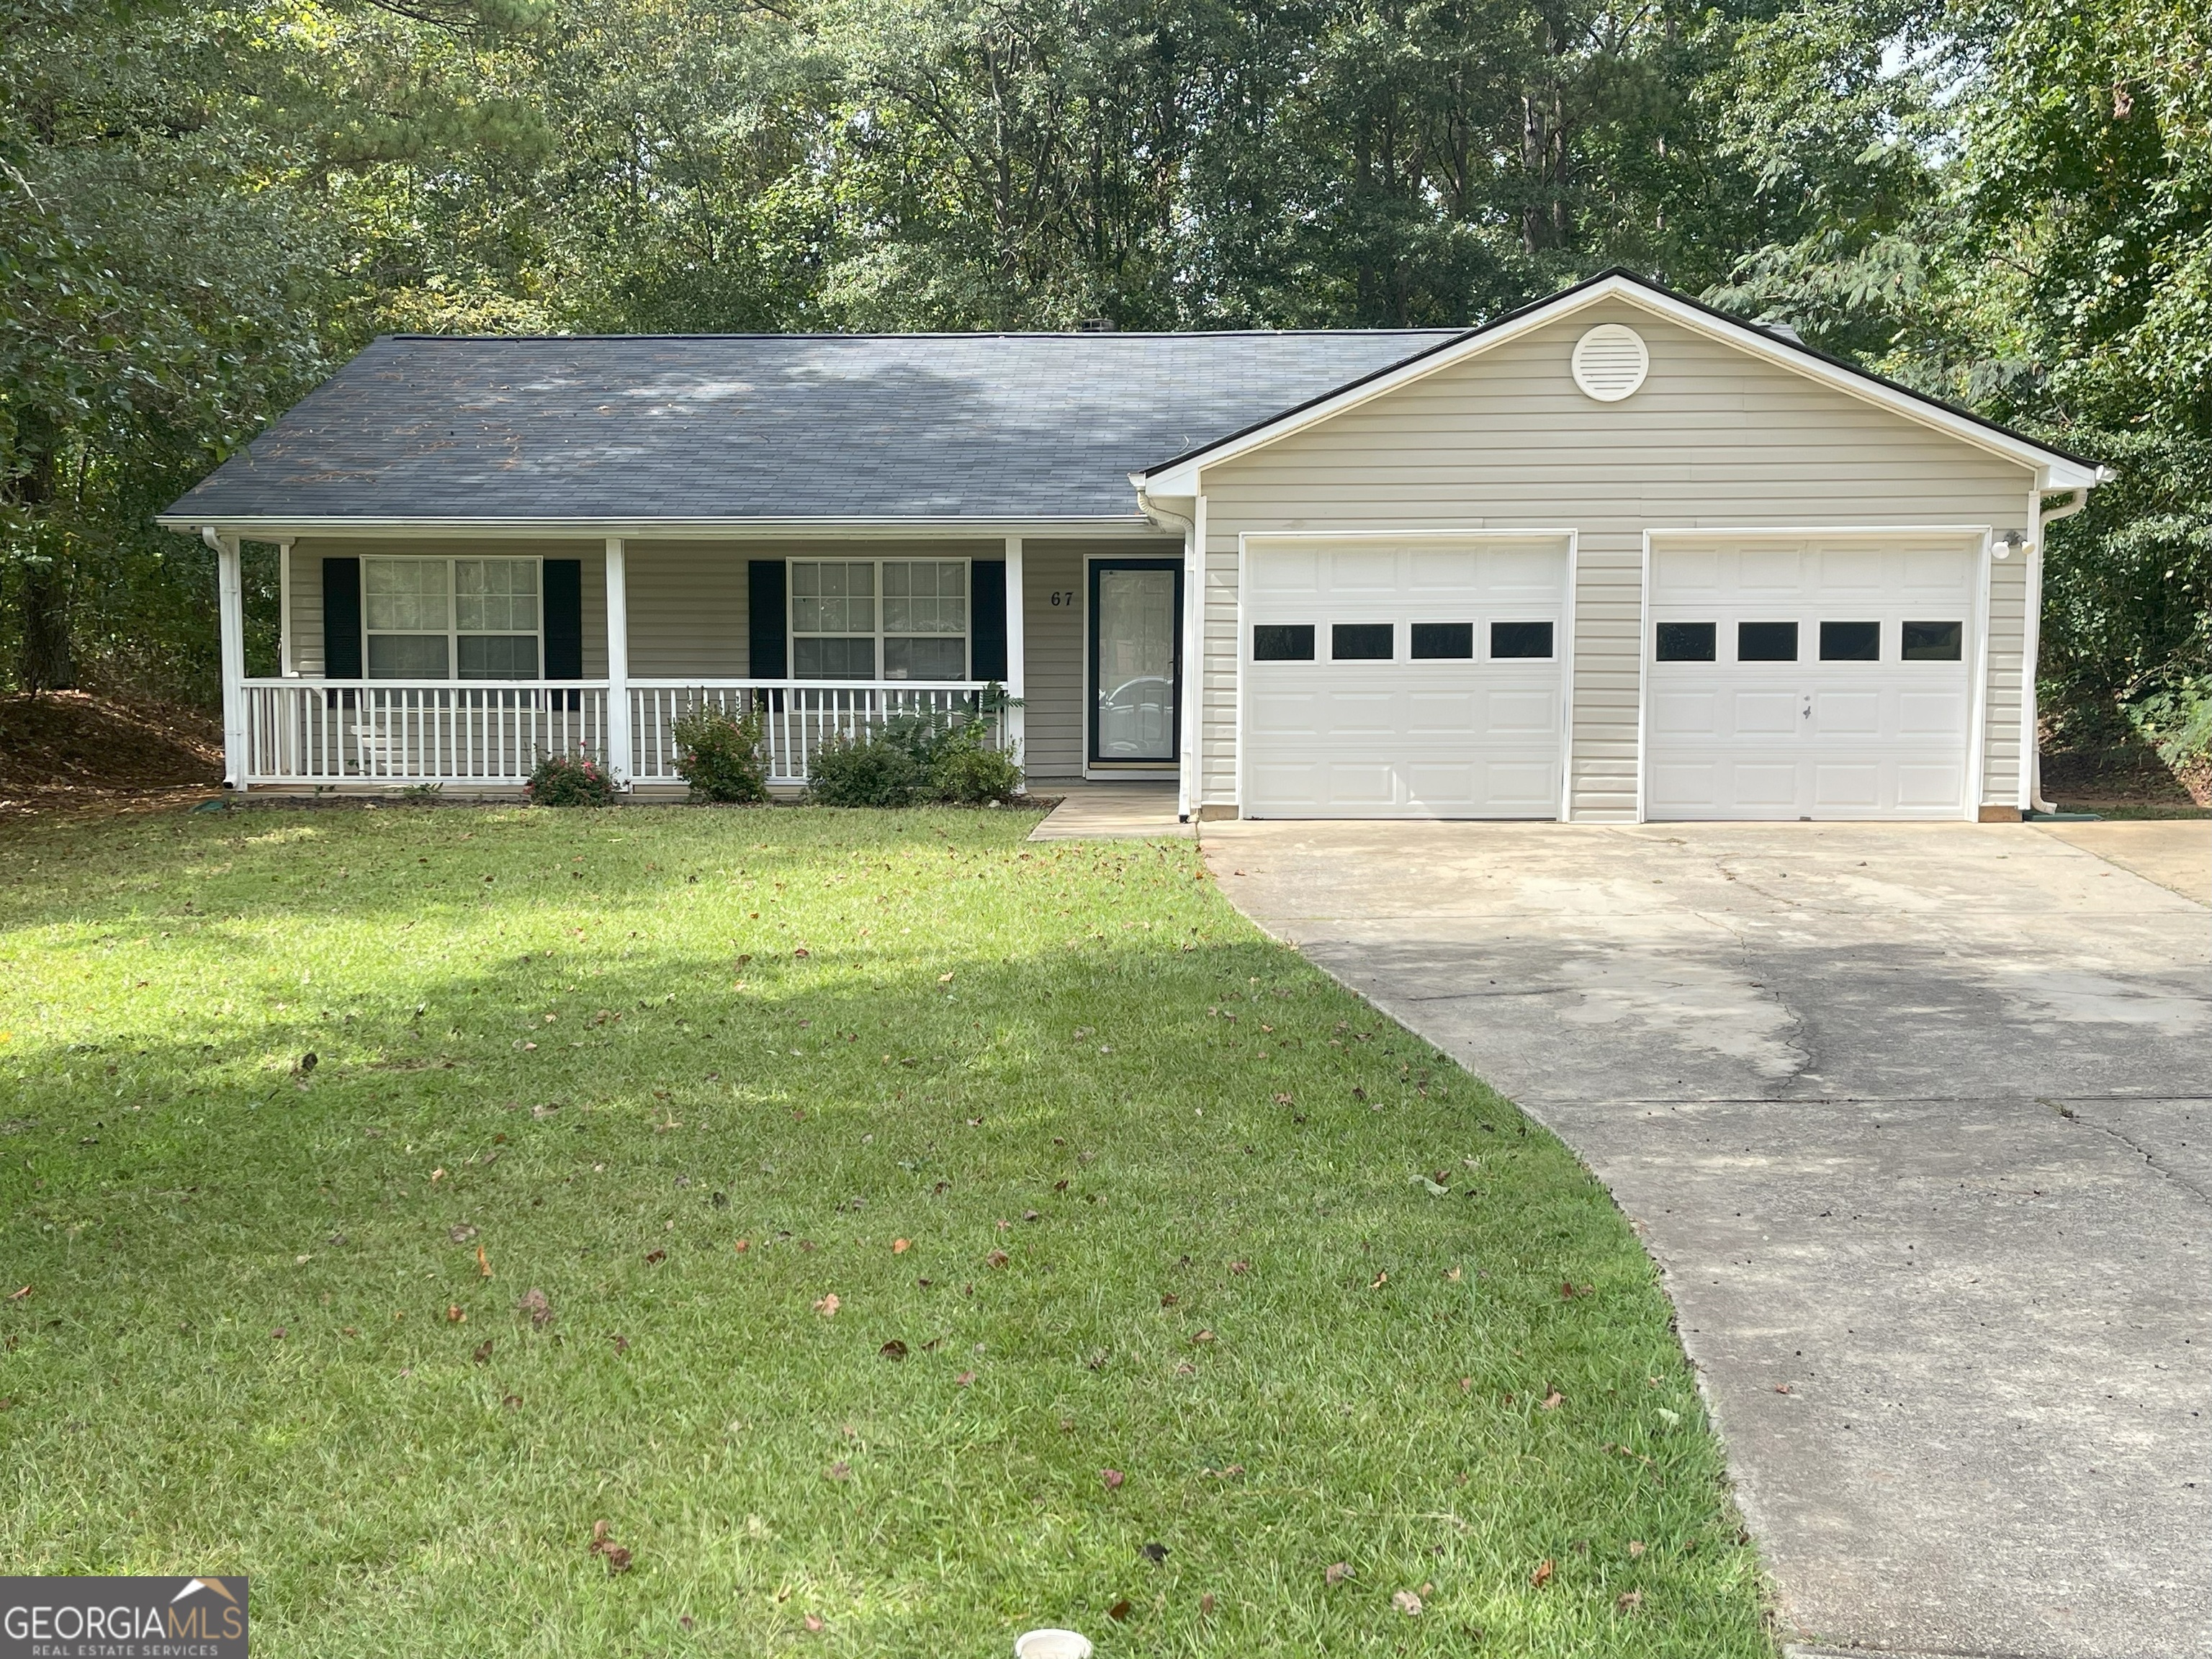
[1089,559,1182,765]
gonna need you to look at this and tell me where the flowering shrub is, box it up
[527,751,616,806]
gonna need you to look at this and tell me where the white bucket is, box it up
[1014,1629,1094,1659]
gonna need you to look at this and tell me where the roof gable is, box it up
[1138,271,2105,493]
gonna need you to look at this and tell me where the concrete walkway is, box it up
[1205,818,2211,1659]
[1028,781,1189,841]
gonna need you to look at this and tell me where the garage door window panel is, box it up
[1411,622,1473,660]
[1332,623,1393,661]
[1902,621,1964,661]
[1820,620,1881,662]
[1736,621,1798,662]
[1490,621,1555,660]
[1656,622,1717,662]
[1252,624,1315,662]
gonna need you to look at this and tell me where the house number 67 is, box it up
[1048,590,1077,606]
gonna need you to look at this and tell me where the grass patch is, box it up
[0,806,1771,1656]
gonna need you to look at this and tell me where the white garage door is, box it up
[1645,538,1979,820]
[1243,536,1569,818]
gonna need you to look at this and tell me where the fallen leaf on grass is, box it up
[1444,1266,1462,1282]
[1617,1591,1643,1611]
[1539,1390,1563,1411]
[1159,1293,1178,1307]
[985,1250,1009,1269]
[1190,1329,1215,1344]
[611,1334,630,1354]
[892,1238,910,1255]
[813,1294,840,1317]
[6,1286,27,1301]
[1627,1540,1646,1559]
[445,1305,465,1324]
[517,1288,552,1327]
[1229,1261,1249,1275]
[1141,1542,1168,1564]
[803,1615,824,1632]
[644,1249,667,1266]
[1368,1270,1388,1289]
[734,1238,750,1253]
[1530,1559,1555,1588]
[270,1327,286,1340]
[1106,1600,1131,1622]
[1101,1469,1125,1491]
[825,1460,851,1481]
[1200,1593,1215,1616]
[472,1338,493,1364]
[1392,1591,1424,1617]
[954,1370,976,1386]
[1458,1377,1473,1392]
[503,1393,521,1409]
[449,1225,479,1244]
[1324,1563,1352,1587]
[879,1340,908,1361]
[588,1519,634,1573]
[477,1245,492,1278]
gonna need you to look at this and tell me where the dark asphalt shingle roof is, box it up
[166,331,1465,523]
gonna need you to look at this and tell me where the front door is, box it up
[1089,558,1182,767]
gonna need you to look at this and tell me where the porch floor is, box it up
[1028,781,1189,841]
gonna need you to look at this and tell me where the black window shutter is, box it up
[748,560,788,678]
[323,557,361,678]
[542,559,583,679]
[969,559,1007,682]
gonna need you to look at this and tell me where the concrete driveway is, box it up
[1205,818,2211,1659]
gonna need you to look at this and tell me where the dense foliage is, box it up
[673,701,772,803]
[2,0,2203,747]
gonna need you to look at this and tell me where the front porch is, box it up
[206,532,1184,799]
[235,678,1002,792]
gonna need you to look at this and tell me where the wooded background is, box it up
[1,0,2205,760]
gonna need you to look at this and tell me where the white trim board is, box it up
[1140,275,2107,495]
[158,516,1170,542]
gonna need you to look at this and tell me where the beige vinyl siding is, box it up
[1196,297,2040,818]
[1982,548,2028,804]
[287,537,608,678]
[1021,541,1085,779]
[625,541,747,677]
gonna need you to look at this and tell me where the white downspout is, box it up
[603,536,631,788]
[2026,487,2092,814]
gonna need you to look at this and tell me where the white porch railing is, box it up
[240,680,610,785]
[238,678,1002,788]
[629,680,1001,786]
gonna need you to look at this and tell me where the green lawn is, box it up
[0,805,1771,1657]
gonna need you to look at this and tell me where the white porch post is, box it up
[604,537,631,787]
[1002,536,1025,775]
[276,540,295,676]
[212,531,248,790]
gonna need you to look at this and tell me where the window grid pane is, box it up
[456,559,538,634]
[364,559,449,633]
[791,562,876,634]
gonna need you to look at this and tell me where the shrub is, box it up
[526,750,616,806]
[809,732,925,806]
[930,733,1023,804]
[672,701,769,804]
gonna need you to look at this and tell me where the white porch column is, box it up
[276,540,295,675]
[1002,535,1025,775]
[214,531,248,790]
[604,536,631,787]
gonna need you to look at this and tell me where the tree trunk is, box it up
[14,557,74,691]
[5,408,74,692]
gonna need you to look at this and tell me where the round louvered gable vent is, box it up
[1570,324,1649,402]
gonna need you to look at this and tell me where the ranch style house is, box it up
[161,269,2108,822]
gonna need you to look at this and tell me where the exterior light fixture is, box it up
[1993,529,2028,559]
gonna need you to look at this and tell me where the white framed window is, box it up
[790,558,968,680]
[364,557,540,680]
